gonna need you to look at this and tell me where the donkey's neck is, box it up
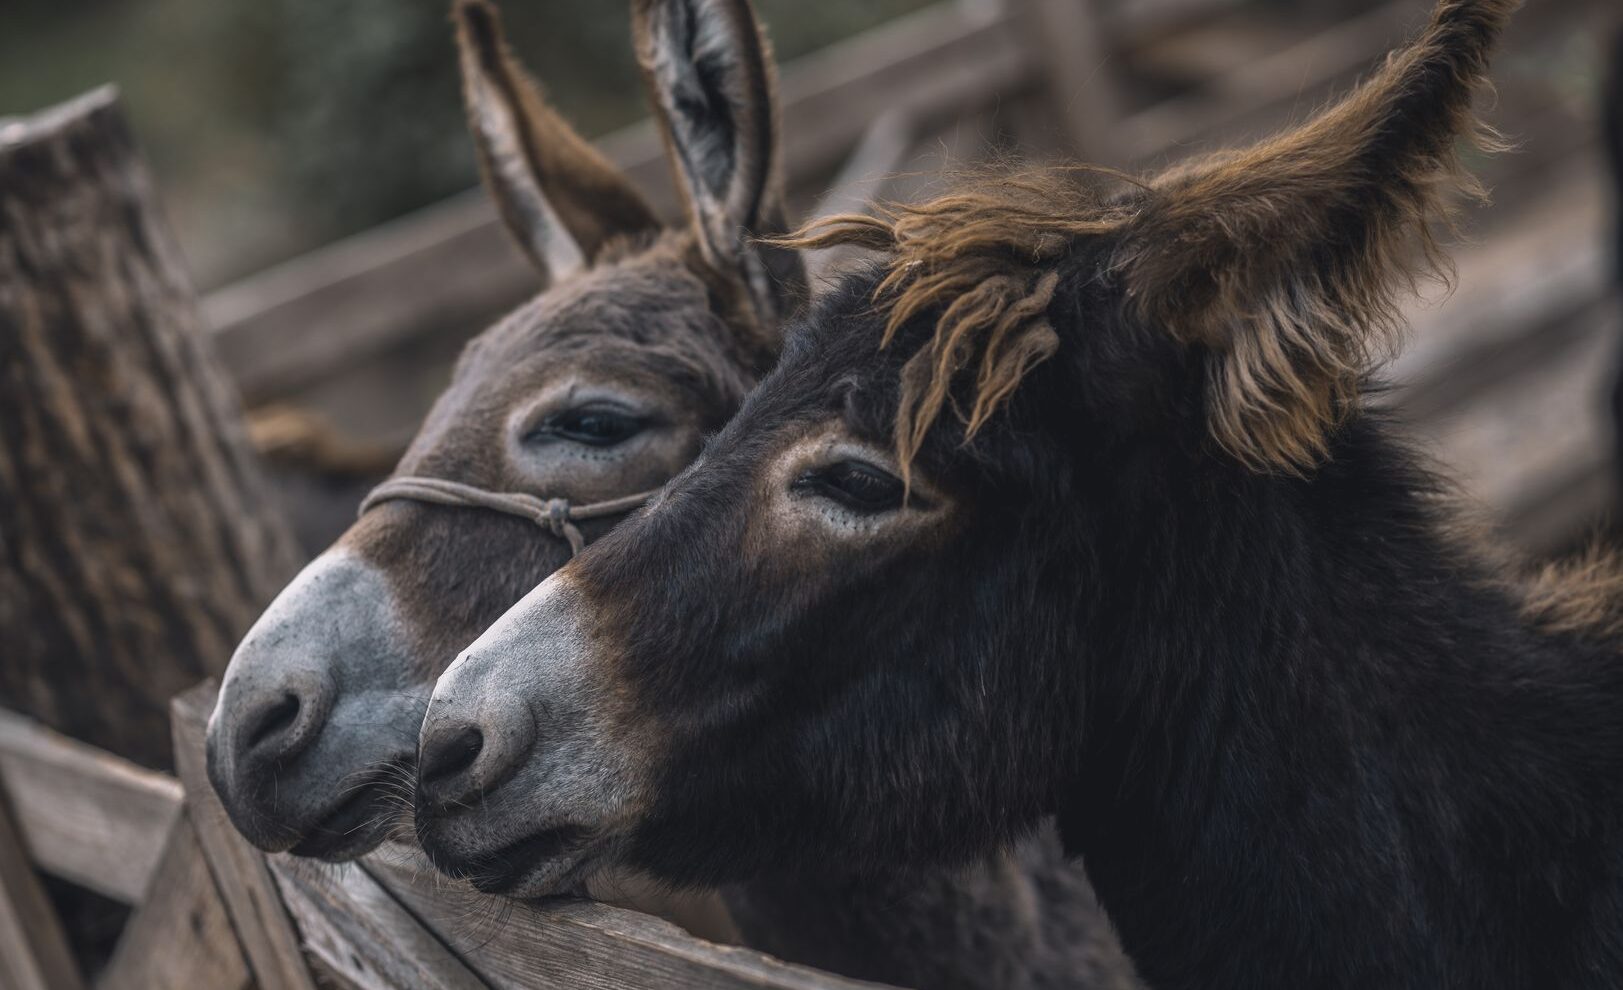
[1065,421,1623,989]
[722,825,1136,990]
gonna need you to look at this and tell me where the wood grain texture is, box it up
[172,682,316,990]
[1010,0,1126,165]
[270,857,487,990]
[366,853,895,990]
[0,707,181,904]
[804,110,919,285]
[0,88,302,770]
[97,813,250,990]
[0,781,85,990]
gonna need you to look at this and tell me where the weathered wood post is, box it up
[0,87,302,770]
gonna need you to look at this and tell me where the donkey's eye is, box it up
[793,460,905,513]
[529,407,644,447]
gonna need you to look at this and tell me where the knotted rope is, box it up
[357,476,656,556]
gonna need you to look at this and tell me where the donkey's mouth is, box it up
[289,773,403,861]
[460,825,597,897]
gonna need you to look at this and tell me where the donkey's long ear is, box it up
[455,0,659,283]
[1118,0,1516,473]
[632,0,806,323]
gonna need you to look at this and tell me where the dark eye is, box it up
[793,460,906,513]
[528,407,644,447]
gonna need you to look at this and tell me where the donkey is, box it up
[206,1,1133,986]
[418,0,1623,985]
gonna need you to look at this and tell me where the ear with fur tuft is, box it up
[1117,0,1517,474]
[632,0,806,323]
[454,0,659,283]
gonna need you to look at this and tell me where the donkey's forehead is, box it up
[483,251,714,356]
[777,267,901,382]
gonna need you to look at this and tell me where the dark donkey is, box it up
[207,1,1132,986]
[420,0,1623,986]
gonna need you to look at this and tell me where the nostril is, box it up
[245,692,301,755]
[421,726,483,787]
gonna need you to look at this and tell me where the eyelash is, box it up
[525,408,645,447]
[792,460,906,513]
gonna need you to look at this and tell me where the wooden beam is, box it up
[98,814,251,990]
[1010,0,1127,165]
[803,110,919,285]
[1381,160,1618,554]
[1116,0,1422,163]
[171,682,317,990]
[365,852,894,990]
[1104,0,1249,40]
[0,708,181,904]
[0,781,85,990]
[808,110,918,224]
[269,857,487,990]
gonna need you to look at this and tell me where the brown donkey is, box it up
[422,1,1623,986]
[206,1,1133,986]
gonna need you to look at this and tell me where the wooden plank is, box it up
[0,780,85,990]
[171,682,317,990]
[366,853,894,990]
[1010,0,1127,165]
[0,708,182,904]
[804,110,920,285]
[98,814,251,990]
[1105,0,1249,40]
[1392,163,1611,415]
[808,110,918,223]
[1408,298,1620,555]
[772,2,1028,183]
[1369,156,1618,554]
[1117,0,1421,163]
[270,856,487,990]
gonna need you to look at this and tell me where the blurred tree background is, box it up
[0,0,934,288]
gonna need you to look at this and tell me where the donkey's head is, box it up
[416,0,1515,895]
[207,0,801,859]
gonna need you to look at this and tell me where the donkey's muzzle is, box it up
[206,666,337,849]
[415,687,537,812]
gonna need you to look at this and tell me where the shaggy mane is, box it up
[780,171,1130,481]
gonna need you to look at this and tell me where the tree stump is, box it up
[0,88,302,769]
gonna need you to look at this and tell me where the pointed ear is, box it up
[455,0,659,283]
[632,0,807,323]
[1116,0,1516,473]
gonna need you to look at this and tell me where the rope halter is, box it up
[357,475,656,556]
